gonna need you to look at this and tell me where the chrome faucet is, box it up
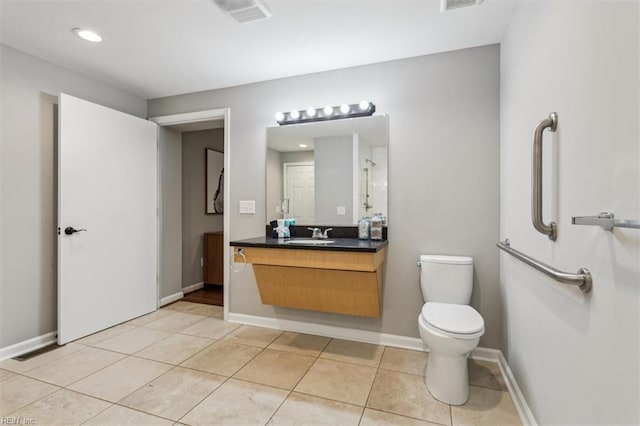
[308,227,333,239]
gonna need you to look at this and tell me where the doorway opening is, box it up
[283,162,315,223]
[150,109,230,320]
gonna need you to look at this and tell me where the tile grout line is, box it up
[82,361,215,426]
[359,347,384,425]
[19,347,129,389]
[174,373,234,425]
[230,348,319,393]
[4,382,64,418]
[0,344,87,375]
[369,347,453,426]
[174,335,272,425]
[5,309,513,425]
[263,389,293,425]
[220,330,337,423]
[2,309,210,423]
[113,364,212,424]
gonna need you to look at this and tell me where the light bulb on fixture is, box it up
[72,28,103,42]
[274,101,375,125]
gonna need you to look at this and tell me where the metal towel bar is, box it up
[497,239,592,293]
[572,212,640,231]
[532,112,558,241]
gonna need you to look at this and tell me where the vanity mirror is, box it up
[266,114,388,226]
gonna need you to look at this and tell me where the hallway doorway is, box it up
[151,108,230,318]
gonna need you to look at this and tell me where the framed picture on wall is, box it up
[206,148,224,214]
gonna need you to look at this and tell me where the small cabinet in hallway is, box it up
[204,231,224,285]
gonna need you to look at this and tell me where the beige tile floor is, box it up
[0,301,522,426]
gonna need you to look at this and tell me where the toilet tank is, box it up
[419,255,473,304]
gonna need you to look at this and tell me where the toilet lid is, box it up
[421,302,484,335]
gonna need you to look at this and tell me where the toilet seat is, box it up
[421,302,484,338]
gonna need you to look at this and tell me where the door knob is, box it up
[64,227,87,235]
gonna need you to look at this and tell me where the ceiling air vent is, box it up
[214,0,272,23]
[441,0,484,12]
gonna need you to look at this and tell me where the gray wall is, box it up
[148,45,502,349]
[1,45,147,349]
[501,3,639,424]
[181,129,224,288]
[266,148,283,222]
[314,135,353,225]
[160,127,183,299]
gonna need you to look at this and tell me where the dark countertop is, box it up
[230,236,388,253]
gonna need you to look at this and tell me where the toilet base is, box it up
[425,351,470,405]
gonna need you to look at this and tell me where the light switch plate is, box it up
[337,206,346,215]
[239,200,256,214]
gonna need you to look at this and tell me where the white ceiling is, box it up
[0,0,517,100]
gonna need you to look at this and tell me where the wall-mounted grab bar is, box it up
[532,112,558,241]
[497,239,592,293]
[572,212,640,231]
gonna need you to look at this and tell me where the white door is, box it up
[285,163,315,223]
[58,94,158,344]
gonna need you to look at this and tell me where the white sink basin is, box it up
[283,239,335,245]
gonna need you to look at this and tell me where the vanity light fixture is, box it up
[72,28,103,43]
[275,100,375,125]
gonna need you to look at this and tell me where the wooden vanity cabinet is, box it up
[204,232,224,285]
[239,246,386,318]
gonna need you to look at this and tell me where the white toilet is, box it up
[417,255,485,405]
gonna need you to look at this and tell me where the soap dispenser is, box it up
[275,219,289,239]
[358,217,370,240]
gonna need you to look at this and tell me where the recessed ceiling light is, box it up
[72,28,103,43]
[299,144,308,148]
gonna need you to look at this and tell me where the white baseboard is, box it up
[228,312,536,426]
[0,331,58,362]
[498,352,538,426]
[182,282,204,294]
[228,312,427,351]
[228,312,502,361]
[470,346,501,362]
[160,291,184,307]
